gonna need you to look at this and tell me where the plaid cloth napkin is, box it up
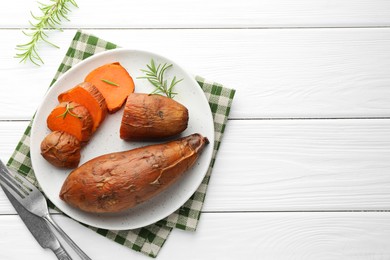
[7,30,235,258]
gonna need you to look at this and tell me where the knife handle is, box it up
[53,246,73,260]
[43,213,91,260]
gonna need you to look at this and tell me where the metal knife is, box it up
[1,182,72,260]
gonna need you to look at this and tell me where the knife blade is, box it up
[1,178,72,260]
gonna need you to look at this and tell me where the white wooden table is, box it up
[1,1,390,259]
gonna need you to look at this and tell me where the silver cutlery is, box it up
[0,160,91,260]
[1,186,72,260]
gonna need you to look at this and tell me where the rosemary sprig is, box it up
[138,59,183,98]
[101,79,120,87]
[56,102,82,119]
[15,0,78,66]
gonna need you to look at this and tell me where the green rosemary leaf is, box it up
[70,0,78,6]
[150,59,156,70]
[146,64,154,72]
[169,76,182,93]
[101,79,120,87]
[149,89,160,95]
[157,64,165,83]
[16,0,78,66]
[56,102,82,119]
[41,36,60,49]
[138,59,183,98]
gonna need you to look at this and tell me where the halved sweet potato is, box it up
[84,62,135,113]
[120,93,189,141]
[58,82,107,132]
[47,102,94,143]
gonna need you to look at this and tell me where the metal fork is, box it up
[0,160,92,260]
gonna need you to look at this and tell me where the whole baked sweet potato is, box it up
[60,133,209,213]
[120,93,189,141]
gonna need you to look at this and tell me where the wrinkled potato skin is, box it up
[41,131,81,168]
[120,93,189,141]
[60,133,209,213]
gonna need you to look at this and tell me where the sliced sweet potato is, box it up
[47,102,94,143]
[58,82,107,132]
[40,131,81,168]
[84,62,135,113]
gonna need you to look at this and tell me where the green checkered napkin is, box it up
[7,30,235,258]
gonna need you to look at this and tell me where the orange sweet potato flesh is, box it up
[40,131,81,168]
[120,93,189,141]
[47,102,94,143]
[84,62,135,113]
[60,133,209,213]
[58,82,107,132]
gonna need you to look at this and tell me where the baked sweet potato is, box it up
[47,101,94,143]
[41,131,81,168]
[120,93,189,141]
[58,82,107,132]
[60,133,209,213]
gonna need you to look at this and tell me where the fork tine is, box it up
[0,174,25,199]
[0,161,31,211]
[0,170,29,195]
[0,160,32,196]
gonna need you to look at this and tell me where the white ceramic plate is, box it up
[30,49,214,230]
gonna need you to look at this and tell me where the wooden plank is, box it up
[205,119,390,211]
[0,120,390,213]
[1,29,390,119]
[1,0,390,28]
[0,121,29,162]
[162,212,390,259]
[0,212,389,259]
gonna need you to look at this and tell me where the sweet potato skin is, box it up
[60,133,209,213]
[40,131,81,168]
[120,93,189,141]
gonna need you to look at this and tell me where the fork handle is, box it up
[43,213,92,260]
